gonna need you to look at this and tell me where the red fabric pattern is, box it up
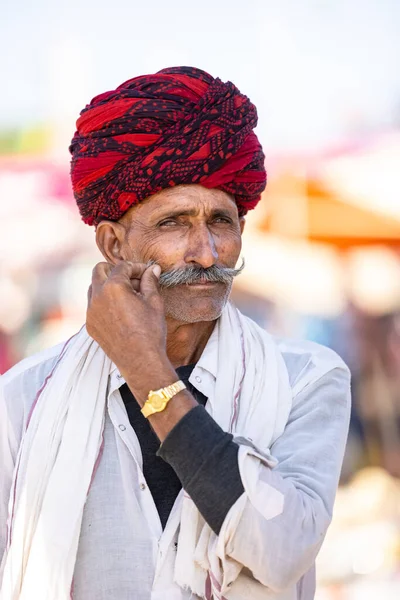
[69,66,266,226]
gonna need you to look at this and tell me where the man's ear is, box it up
[95,220,128,265]
[239,217,246,234]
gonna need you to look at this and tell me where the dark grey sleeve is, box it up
[157,405,244,534]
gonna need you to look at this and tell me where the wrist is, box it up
[123,357,178,406]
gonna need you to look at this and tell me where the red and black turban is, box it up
[69,66,266,226]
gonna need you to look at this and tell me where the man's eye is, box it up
[214,217,232,224]
[159,219,178,227]
[158,217,231,227]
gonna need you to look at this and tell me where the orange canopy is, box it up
[259,174,400,249]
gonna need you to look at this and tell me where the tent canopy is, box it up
[260,174,400,249]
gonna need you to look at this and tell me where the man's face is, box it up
[117,185,245,323]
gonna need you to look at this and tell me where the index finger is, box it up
[109,261,148,283]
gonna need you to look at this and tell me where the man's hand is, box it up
[87,261,173,395]
[87,260,197,439]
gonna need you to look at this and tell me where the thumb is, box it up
[140,264,161,297]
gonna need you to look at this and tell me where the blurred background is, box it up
[1,0,400,597]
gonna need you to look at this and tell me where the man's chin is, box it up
[163,292,230,323]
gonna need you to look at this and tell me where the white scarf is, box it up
[174,303,292,599]
[0,302,292,600]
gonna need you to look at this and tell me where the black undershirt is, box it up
[119,364,244,534]
[119,365,206,529]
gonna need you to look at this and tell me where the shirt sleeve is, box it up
[162,363,350,596]
[157,405,244,533]
[214,365,351,595]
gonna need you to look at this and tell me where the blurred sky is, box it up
[1,0,400,152]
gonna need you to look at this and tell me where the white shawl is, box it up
[0,302,292,600]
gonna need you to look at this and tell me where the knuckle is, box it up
[103,277,124,297]
[93,261,106,272]
[103,274,118,288]
[92,262,107,282]
[102,276,113,287]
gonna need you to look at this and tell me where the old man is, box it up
[0,67,350,600]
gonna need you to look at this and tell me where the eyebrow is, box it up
[153,208,235,221]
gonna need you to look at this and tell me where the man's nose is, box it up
[184,224,219,269]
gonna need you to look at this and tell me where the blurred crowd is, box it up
[1,130,400,597]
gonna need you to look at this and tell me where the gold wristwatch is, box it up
[141,380,186,418]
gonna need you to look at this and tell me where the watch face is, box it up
[151,394,166,410]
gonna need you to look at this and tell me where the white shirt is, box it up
[0,326,351,599]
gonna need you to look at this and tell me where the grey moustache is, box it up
[146,258,245,288]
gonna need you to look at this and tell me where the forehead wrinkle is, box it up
[152,206,236,222]
[121,185,237,225]
[155,184,232,206]
[149,195,237,220]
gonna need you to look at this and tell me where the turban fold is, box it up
[69,66,266,226]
